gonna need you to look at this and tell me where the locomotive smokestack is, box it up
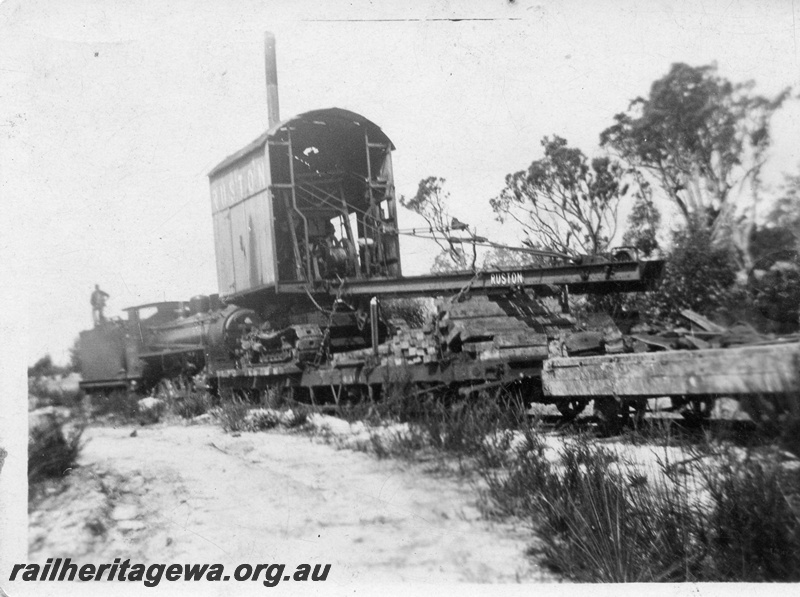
[264,32,280,128]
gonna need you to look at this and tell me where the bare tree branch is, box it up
[490,136,627,257]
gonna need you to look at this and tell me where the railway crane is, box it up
[78,33,799,430]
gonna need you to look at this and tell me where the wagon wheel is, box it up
[556,398,589,420]
[342,385,370,406]
[625,398,648,429]
[680,397,714,424]
[738,394,790,432]
[329,384,361,408]
[335,385,374,419]
[594,396,626,435]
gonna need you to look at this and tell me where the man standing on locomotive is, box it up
[90,284,109,326]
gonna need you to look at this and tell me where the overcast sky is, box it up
[2,0,798,366]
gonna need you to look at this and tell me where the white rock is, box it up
[137,397,163,412]
[111,504,138,521]
[307,413,352,435]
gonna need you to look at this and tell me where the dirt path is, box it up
[29,422,557,584]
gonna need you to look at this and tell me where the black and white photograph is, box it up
[2,0,800,594]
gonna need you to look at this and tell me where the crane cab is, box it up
[208,108,401,305]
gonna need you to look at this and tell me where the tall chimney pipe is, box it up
[264,32,280,128]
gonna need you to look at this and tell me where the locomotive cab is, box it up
[77,301,182,393]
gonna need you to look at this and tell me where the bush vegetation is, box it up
[645,223,738,322]
[27,354,82,410]
[478,429,800,582]
[28,377,82,409]
[28,415,84,486]
[28,354,74,378]
[361,383,528,466]
[699,448,800,580]
[585,219,799,334]
[212,400,308,433]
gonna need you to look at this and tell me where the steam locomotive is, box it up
[77,296,260,395]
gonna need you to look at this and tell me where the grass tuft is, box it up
[216,400,250,433]
[246,409,281,431]
[283,407,309,429]
[171,391,214,419]
[349,385,529,467]
[698,447,800,581]
[481,432,704,581]
[29,415,84,485]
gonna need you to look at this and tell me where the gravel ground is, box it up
[29,421,559,586]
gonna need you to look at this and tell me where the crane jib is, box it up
[271,260,665,299]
